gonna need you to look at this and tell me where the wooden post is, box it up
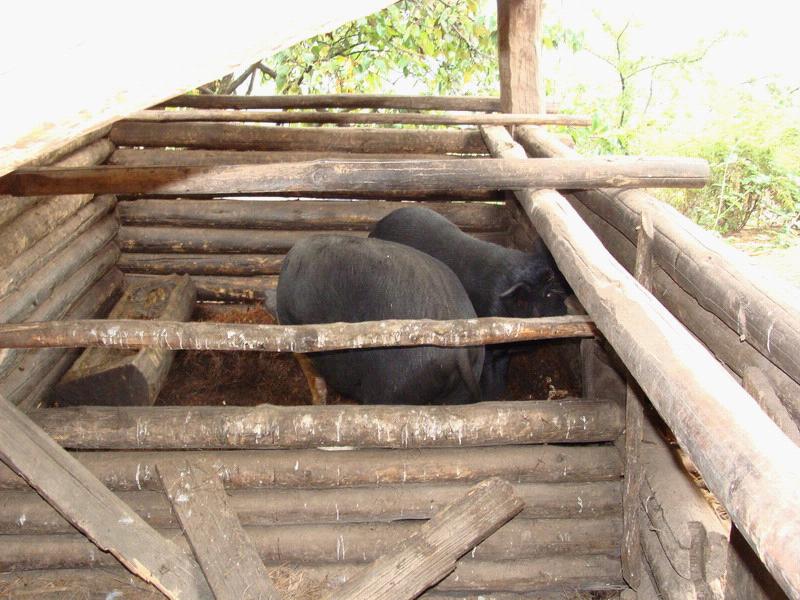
[322,478,524,600]
[53,275,197,406]
[0,392,212,599]
[158,461,282,600]
[497,0,544,114]
[621,209,655,587]
[481,124,800,600]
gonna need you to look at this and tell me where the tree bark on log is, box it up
[119,253,285,276]
[27,398,620,450]
[0,445,623,491]
[0,517,620,571]
[127,109,589,127]
[0,480,622,534]
[110,122,488,154]
[0,157,710,197]
[0,314,597,353]
[0,195,116,297]
[0,393,213,599]
[117,199,508,232]
[53,275,196,407]
[0,268,123,410]
[482,125,800,600]
[157,94,506,112]
[517,125,800,419]
[321,478,523,600]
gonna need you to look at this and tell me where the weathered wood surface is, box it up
[0,314,597,354]
[0,393,212,599]
[0,480,622,534]
[119,253,284,276]
[158,94,506,112]
[1,157,711,197]
[110,148,468,167]
[53,275,196,407]
[483,125,800,599]
[110,121,488,153]
[0,195,116,297]
[518,125,800,422]
[0,240,119,375]
[118,199,508,231]
[321,478,523,600]
[0,557,625,596]
[0,269,123,410]
[0,445,623,491]
[1,0,398,177]
[0,515,621,570]
[743,367,800,445]
[27,398,621,449]
[566,192,800,424]
[128,108,589,127]
[157,461,281,600]
[124,273,276,305]
[117,226,507,254]
[497,0,544,114]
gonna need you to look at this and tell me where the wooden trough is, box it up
[0,2,798,599]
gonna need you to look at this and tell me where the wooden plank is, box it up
[27,398,622,450]
[0,157,711,197]
[0,480,622,534]
[0,393,212,598]
[481,124,800,599]
[127,109,589,126]
[742,367,800,445]
[158,94,505,111]
[125,273,277,304]
[321,478,523,600]
[497,0,544,113]
[119,253,285,276]
[1,1,398,177]
[117,199,508,231]
[517,125,800,422]
[53,275,196,407]
[0,445,624,491]
[0,195,116,298]
[158,461,281,600]
[0,314,597,354]
[110,122,488,153]
[0,268,123,410]
[0,517,621,570]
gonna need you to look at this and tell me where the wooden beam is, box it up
[0,445,623,491]
[517,125,800,422]
[322,478,523,600]
[158,94,505,112]
[53,275,196,407]
[497,0,544,113]
[119,253,285,276]
[0,157,711,197]
[27,398,622,450]
[117,199,508,232]
[0,314,597,353]
[743,367,800,445]
[110,122,488,154]
[128,109,589,127]
[158,461,281,600]
[0,480,622,534]
[125,273,276,304]
[0,393,212,598]
[481,124,800,600]
[2,1,398,177]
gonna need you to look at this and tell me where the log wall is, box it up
[0,137,121,411]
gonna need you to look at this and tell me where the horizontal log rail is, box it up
[0,158,710,197]
[26,398,622,450]
[0,315,596,352]
[157,94,508,111]
[129,109,590,127]
[481,125,800,599]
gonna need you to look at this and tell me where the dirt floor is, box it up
[156,304,582,407]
